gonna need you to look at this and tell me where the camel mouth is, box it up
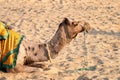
[83,22,91,33]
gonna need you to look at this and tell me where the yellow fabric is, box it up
[0,21,8,39]
[0,23,23,68]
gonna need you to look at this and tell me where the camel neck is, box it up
[47,26,72,59]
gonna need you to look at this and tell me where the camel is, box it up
[1,18,91,73]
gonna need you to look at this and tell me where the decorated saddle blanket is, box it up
[0,21,24,69]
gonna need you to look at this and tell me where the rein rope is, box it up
[83,30,88,68]
[46,44,52,63]
[76,30,96,71]
[64,30,96,73]
[62,30,97,73]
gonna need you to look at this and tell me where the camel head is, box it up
[59,18,91,39]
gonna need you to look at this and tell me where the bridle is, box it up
[63,23,86,39]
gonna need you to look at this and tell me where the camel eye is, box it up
[72,22,78,27]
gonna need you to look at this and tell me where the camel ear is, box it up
[63,18,70,25]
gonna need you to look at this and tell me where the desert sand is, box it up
[0,0,120,80]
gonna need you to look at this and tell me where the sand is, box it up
[0,0,120,80]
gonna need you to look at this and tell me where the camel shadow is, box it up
[89,29,120,37]
[77,75,92,80]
